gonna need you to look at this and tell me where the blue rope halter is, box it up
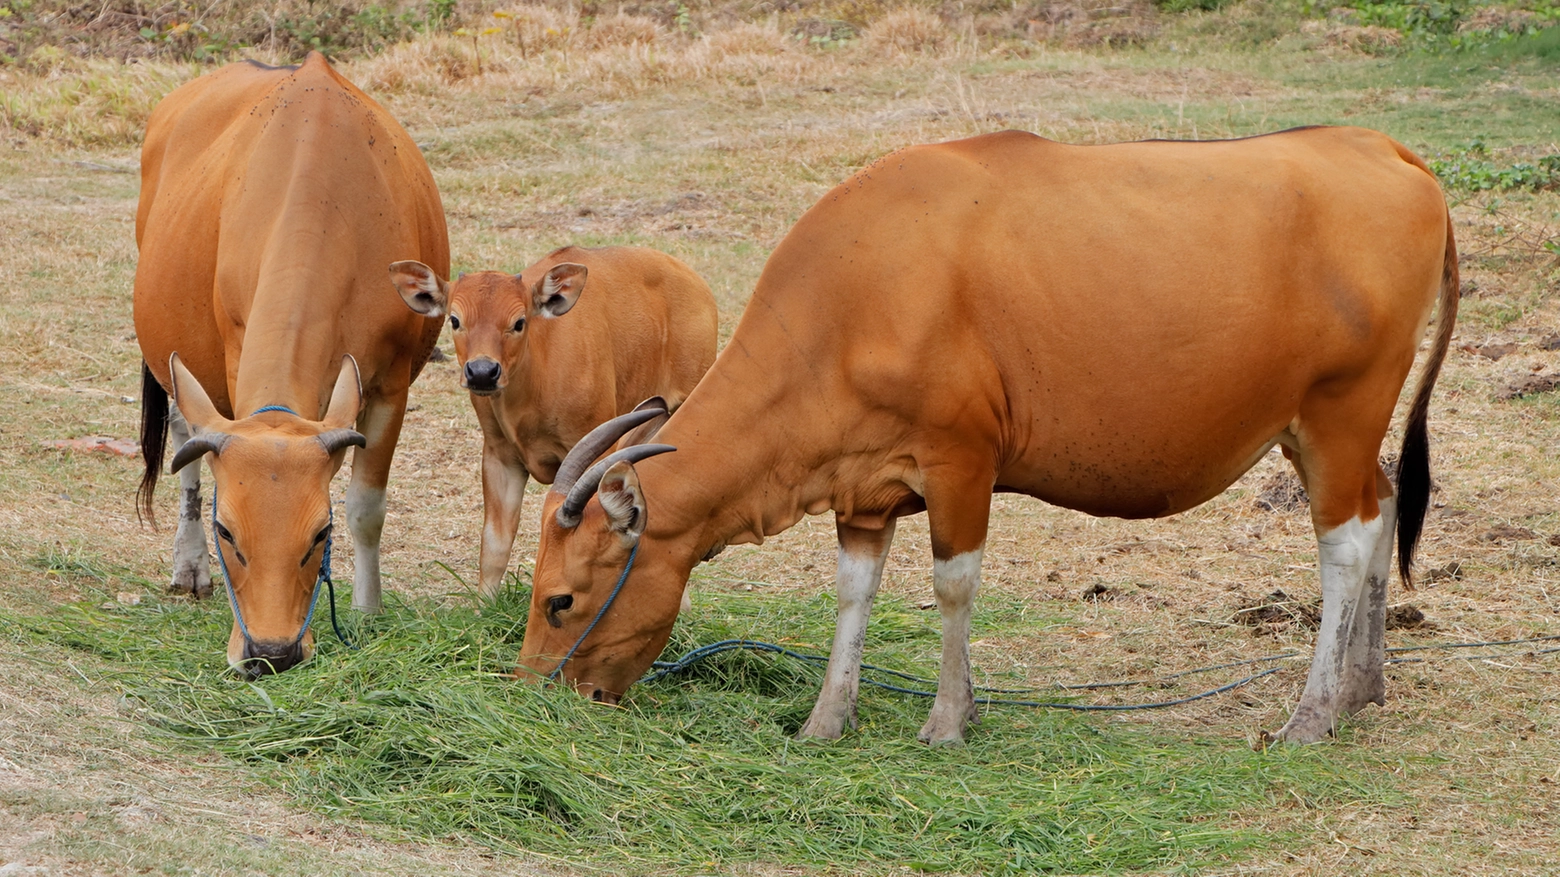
[547,540,639,682]
[211,403,355,662]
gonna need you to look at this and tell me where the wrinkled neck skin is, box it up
[527,304,869,697]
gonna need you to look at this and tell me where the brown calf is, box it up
[388,246,717,597]
[516,127,1457,746]
[135,54,448,675]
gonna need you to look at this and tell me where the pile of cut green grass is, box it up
[6,570,1401,874]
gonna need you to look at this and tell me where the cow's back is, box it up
[135,54,448,418]
[722,126,1448,518]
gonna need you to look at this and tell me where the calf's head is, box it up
[389,260,588,396]
[167,353,365,677]
[516,410,685,703]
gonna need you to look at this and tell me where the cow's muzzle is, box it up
[239,639,306,677]
[463,358,502,395]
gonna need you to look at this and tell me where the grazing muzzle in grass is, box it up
[166,352,363,675]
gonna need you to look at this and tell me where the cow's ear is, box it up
[533,262,587,317]
[597,459,648,541]
[321,355,363,429]
[388,260,449,317]
[168,352,230,434]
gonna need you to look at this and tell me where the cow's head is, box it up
[388,260,587,396]
[166,353,365,677]
[516,409,685,703]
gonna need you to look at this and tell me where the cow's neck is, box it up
[637,335,838,566]
[230,275,352,420]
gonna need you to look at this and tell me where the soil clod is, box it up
[1234,589,1320,630]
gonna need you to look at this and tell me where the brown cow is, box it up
[387,246,718,598]
[515,127,1458,745]
[134,54,448,675]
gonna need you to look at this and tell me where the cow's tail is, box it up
[137,361,168,528]
[1396,207,1459,589]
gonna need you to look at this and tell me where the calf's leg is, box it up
[478,441,529,599]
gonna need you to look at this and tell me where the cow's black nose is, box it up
[464,359,501,392]
[240,639,305,676]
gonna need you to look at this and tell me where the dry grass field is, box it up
[2,4,1560,874]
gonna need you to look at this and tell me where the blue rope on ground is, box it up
[641,638,1291,712]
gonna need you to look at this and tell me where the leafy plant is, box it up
[1430,138,1560,191]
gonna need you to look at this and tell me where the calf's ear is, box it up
[533,263,587,317]
[388,260,449,317]
[597,460,648,541]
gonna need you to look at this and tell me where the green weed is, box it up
[7,581,1400,874]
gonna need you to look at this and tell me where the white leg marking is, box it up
[1275,515,1384,744]
[798,523,896,741]
[918,548,983,746]
[347,482,386,613]
[1342,496,1394,714]
[168,407,212,598]
[477,451,528,599]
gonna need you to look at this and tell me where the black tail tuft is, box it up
[1396,207,1459,589]
[1395,400,1432,589]
[137,362,169,528]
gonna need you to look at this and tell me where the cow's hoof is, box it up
[1269,706,1335,745]
[797,699,854,740]
[169,563,212,599]
[917,703,974,746]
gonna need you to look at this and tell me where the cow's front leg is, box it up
[478,441,529,599]
[798,519,896,740]
[346,393,406,614]
[918,470,992,746]
[167,406,212,598]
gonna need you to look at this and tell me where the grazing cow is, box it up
[515,127,1458,745]
[134,53,449,675]
[387,246,718,598]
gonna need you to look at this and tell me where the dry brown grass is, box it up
[862,8,952,54]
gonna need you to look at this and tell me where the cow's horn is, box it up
[551,408,666,498]
[169,434,231,474]
[558,444,676,528]
[317,429,368,455]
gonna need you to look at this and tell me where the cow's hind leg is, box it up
[798,520,896,740]
[167,406,212,598]
[918,466,993,746]
[1272,434,1392,744]
[1340,468,1395,715]
[346,393,406,614]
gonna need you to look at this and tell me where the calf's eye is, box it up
[449,314,462,330]
[511,317,526,333]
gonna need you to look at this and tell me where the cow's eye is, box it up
[511,317,526,333]
[214,521,246,566]
[545,594,573,627]
[302,524,332,567]
[449,314,462,331]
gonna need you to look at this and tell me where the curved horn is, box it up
[551,408,667,498]
[316,429,367,455]
[557,444,676,528]
[169,434,230,474]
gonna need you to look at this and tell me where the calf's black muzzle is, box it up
[463,358,502,394]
